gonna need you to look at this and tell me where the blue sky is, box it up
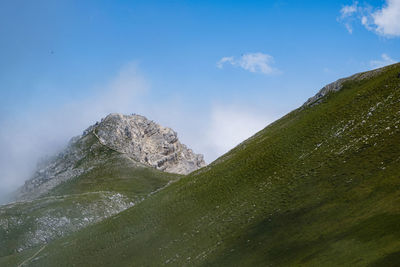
[0,0,399,195]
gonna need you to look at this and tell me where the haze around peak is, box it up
[0,63,280,201]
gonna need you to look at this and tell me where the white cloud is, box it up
[344,22,354,34]
[203,105,274,159]
[340,2,358,16]
[216,56,234,69]
[217,53,280,75]
[339,2,359,33]
[370,53,397,68]
[0,62,149,202]
[338,0,400,37]
[372,0,400,36]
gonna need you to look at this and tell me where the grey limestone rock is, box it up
[302,66,386,108]
[15,113,206,201]
[92,113,206,174]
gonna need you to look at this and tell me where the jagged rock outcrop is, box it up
[92,113,206,174]
[16,113,205,201]
[302,66,385,107]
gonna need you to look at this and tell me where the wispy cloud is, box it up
[338,0,400,37]
[216,56,235,69]
[370,53,397,68]
[341,2,358,16]
[0,62,282,202]
[217,53,280,75]
[0,62,149,202]
[339,1,359,33]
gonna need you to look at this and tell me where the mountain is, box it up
[16,113,205,201]
[1,63,400,266]
[0,114,204,260]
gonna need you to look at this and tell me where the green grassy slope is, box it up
[5,63,400,266]
[44,132,179,199]
[0,133,179,261]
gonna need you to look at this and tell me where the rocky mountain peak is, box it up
[90,113,206,174]
[16,113,206,201]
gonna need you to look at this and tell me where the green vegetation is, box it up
[0,133,178,262]
[46,148,179,199]
[2,63,400,266]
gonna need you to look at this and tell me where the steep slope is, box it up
[0,114,207,260]
[3,63,400,266]
[0,151,178,259]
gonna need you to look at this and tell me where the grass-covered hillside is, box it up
[3,63,400,266]
[44,133,179,199]
[0,133,179,263]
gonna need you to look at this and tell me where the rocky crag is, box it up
[16,113,206,201]
[302,66,385,107]
[91,113,205,174]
